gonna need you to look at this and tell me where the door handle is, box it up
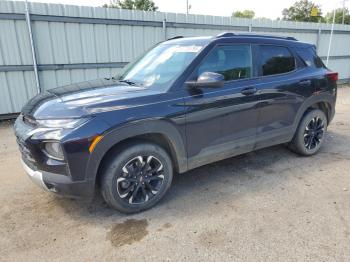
[241,87,257,95]
[299,80,311,86]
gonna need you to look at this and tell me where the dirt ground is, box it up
[1,88,350,262]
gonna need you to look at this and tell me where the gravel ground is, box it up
[1,87,350,262]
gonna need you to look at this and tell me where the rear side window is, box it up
[259,45,295,76]
[297,47,325,68]
[197,45,252,81]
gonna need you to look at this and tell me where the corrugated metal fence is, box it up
[1,0,350,116]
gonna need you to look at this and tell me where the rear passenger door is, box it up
[255,44,315,149]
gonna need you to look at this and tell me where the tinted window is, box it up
[197,45,252,81]
[260,45,295,76]
[297,47,325,68]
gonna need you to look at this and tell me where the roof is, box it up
[164,33,313,49]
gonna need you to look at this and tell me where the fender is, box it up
[85,119,188,183]
[291,92,336,134]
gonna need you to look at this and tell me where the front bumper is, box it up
[21,159,49,191]
[14,114,110,199]
[21,157,95,199]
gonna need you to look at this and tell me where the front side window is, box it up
[118,43,205,91]
[260,45,295,76]
[196,45,252,81]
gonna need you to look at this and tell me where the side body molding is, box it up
[85,119,188,182]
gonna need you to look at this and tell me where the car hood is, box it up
[21,78,162,119]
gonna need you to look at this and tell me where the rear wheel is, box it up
[101,142,173,213]
[289,109,327,156]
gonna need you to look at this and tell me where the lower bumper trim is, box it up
[20,159,95,199]
[21,159,49,191]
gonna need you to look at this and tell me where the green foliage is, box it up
[232,10,255,19]
[325,8,350,24]
[103,0,158,11]
[282,0,323,22]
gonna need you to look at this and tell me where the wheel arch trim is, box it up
[85,119,188,183]
[292,93,335,133]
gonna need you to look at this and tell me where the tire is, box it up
[289,109,327,156]
[101,142,173,213]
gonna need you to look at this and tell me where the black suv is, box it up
[14,33,337,213]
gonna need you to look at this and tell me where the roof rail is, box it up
[216,32,236,38]
[167,36,184,41]
[215,32,298,41]
[240,34,298,41]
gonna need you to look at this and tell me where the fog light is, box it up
[45,142,64,160]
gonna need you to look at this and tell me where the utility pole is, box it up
[25,0,41,94]
[186,0,189,15]
[342,0,348,24]
[326,9,336,66]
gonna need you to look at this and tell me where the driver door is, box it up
[184,44,261,169]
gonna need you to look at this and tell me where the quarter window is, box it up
[197,45,252,81]
[297,47,325,68]
[260,45,295,76]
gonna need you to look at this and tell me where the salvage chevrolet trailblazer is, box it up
[14,33,337,213]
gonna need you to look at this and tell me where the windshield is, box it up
[117,43,204,91]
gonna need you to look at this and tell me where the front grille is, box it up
[14,116,39,171]
[16,137,36,164]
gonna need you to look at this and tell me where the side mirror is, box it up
[186,72,225,88]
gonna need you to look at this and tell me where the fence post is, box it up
[162,19,167,40]
[316,25,321,54]
[24,0,41,93]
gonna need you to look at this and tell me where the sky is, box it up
[20,0,349,19]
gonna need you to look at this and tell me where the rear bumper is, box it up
[21,158,95,199]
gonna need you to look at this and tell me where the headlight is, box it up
[36,118,89,129]
[44,142,64,160]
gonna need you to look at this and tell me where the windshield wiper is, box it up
[117,79,142,86]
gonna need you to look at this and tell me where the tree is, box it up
[282,0,323,22]
[325,8,350,24]
[103,0,158,11]
[232,10,255,19]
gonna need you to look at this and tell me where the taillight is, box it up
[326,72,338,82]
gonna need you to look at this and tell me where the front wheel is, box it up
[289,109,327,156]
[101,142,173,213]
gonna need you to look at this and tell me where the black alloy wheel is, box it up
[101,142,173,213]
[117,155,165,205]
[289,109,327,156]
[303,116,325,150]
